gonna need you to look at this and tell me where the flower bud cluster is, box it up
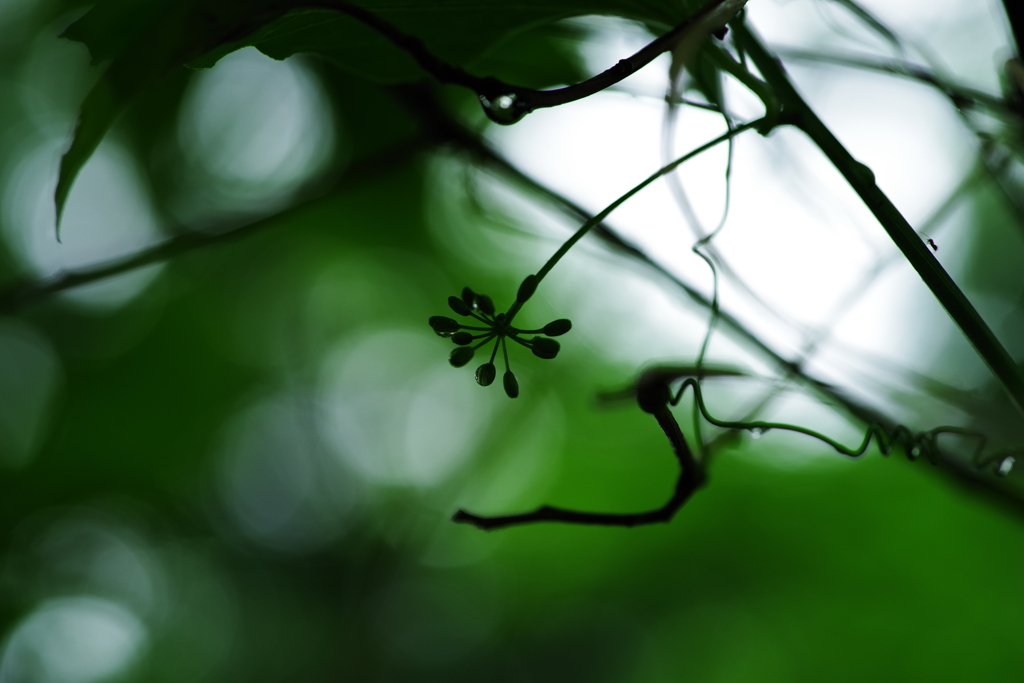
[428,276,571,398]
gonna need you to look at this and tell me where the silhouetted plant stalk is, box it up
[12,0,1024,528]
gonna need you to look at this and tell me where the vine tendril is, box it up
[453,368,1020,530]
[669,374,1019,472]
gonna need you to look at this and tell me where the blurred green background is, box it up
[1,0,1024,680]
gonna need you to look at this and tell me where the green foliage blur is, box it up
[1,0,1024,681]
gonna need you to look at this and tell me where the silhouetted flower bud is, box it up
[475,363,496,386]
[462,287,476,307]
[451,332,474,345]
[531,337,560,359]
[503,371,519,398]
[542,319,572,336]
[449,346,475,367]
[449,296,471,316]
[517,274,538,303]
[476,294,495,316]
[429,316,460,335]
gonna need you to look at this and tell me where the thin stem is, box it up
[669,97,722,112]
[471,334,497,349]
[660,69,737,455]
[507,334,533,348]
[693,126,734,370]
[504,119,763,324]
[466,310,491,325]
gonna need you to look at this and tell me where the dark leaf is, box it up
[54,0,697,227]
[55,0,232,228]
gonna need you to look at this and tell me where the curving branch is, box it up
[272,0,746,123]
[453,361,1023,531]
[452,370,705,530]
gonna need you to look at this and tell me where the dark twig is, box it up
[275,0,745,123]
[453,370,705,529]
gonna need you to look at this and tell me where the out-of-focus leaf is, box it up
[55,0,225,227]
[53,75,119,230]
[60,0,178,64]
[189,0,703,79]
[466,21,589,90]
[56,0,709,223]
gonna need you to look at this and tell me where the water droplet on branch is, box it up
[475,363,496,386]
[480,93,530,124]
[998,456,1015,477]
